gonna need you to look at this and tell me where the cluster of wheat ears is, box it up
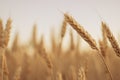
[0,13,120,80]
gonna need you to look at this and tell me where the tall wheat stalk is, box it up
[0,18,12,80]
[102,22,120,57]
[3,17,12,80]
[64,13,113,80]
[99,22,108,58]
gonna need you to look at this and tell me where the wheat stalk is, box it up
[64,13,113,80]
[0,18,12,80]
[2,18,12,80]
[60,18,67,39]
[100,22,108,57]
[102,22,120,57]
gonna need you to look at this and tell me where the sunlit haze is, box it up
[0,0,120,48]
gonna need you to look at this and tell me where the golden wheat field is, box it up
[0,13,120,80]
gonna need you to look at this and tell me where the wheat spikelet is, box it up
[102,22,120,57]
[4,17,12,47]
[64,13,98,50]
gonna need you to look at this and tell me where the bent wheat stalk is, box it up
[64,13,113,80]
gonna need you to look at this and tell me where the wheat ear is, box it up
[64,13,98,50]
[102,22,120,57]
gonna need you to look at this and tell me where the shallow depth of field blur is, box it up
[1,0,120,80]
